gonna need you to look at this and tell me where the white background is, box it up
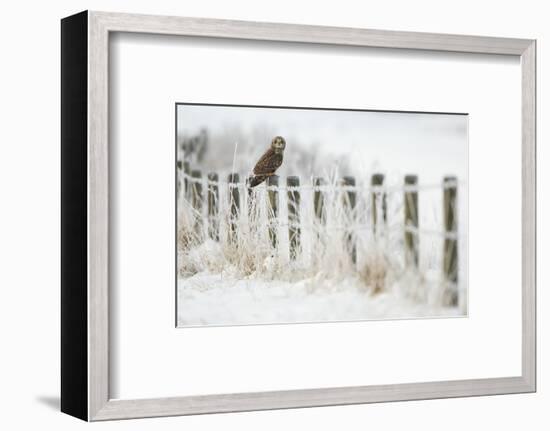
[111,33,519,398]
[0,0,547,429]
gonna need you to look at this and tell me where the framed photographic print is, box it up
[61,11,536,421]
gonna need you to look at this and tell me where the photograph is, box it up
[176,103,468,327]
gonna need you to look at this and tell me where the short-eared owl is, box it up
[247,136,286,187]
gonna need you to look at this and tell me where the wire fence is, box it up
[178,170,462,238]
[180,170,459,193]
[177,161,462,306]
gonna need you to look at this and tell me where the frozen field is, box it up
[177,269,463,327]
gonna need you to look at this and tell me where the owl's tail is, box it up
[247,175,267,188]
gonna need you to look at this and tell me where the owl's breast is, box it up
[274,153,283,168]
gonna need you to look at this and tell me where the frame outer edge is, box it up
[90,11,532,55]
[82,10,537,421]
[521,40,536,392]
[88,11,110,421]
[92,377,530,421]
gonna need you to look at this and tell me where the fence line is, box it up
[181,200,460,240]
[179,171,461,193]
[177,162,462,306]
[178,171,463,239]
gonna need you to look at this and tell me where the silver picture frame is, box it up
[61,10,536,421]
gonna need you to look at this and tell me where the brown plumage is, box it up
[247,136,286,187]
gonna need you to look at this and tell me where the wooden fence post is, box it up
[287,176,301,260]
[246,182,259,229]
[191,169,203,238]
[371,173,387,235]
[313,177,326,224]
[343,176,357,264]
[183,161,190,197]
[404,175,419,268]
[207,172,219,241]
[443,176,458,306]
[266,175,279,248]
[228,173,240,244]
[176,161,182,195]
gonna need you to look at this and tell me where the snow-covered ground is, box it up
[177,271,462,327]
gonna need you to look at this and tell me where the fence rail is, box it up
[181,174,459,192]
[177,163,462,306]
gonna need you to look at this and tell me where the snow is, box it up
[177,271,462,327]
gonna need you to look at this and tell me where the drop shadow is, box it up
[36,395,60,411]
